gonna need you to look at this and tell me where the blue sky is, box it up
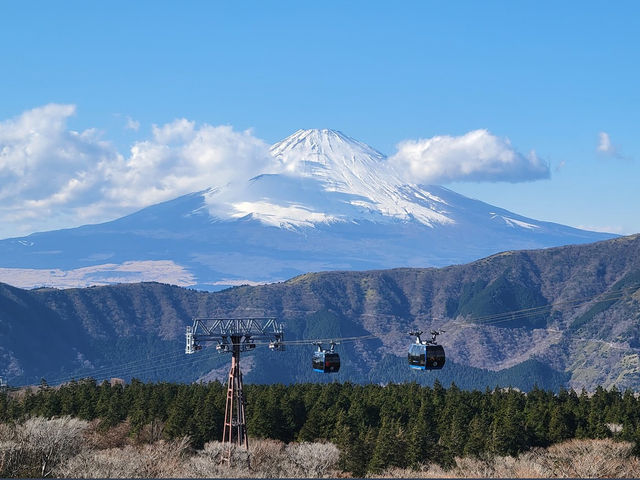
[0,1,638,236]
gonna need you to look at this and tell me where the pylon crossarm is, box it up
[192,317,284,337]
[186,317,285,355]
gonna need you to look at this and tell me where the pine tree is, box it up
[406,398,439,468]
[334,414,375,477]
[464,414,488,458]
[369,418,406,473]
[298,405,323,441]
[163,387,191,439]
[76,378,97,420]
[491,390,527,456]
[548,404,572,443]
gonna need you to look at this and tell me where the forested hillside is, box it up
[2,380,639,476]
[1,234,639,390]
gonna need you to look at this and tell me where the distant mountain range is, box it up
[2,234,639,392]
[0,129,614,290]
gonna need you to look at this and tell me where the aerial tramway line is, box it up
[184,316,446,459]
[29,283,638,390]
[182,283,640,455]
[15,283,638,460]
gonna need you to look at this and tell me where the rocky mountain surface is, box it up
[1,234,639,391]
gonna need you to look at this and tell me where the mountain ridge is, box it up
[0,234,638,391]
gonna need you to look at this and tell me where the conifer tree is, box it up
[334,414,374,477]
[406,398,439,468]
[163,387,191,439]
[548,404,573,443]
[369,418,406,473]
[464,414,488,458]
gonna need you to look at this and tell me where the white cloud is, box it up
[597,131,620,157]
[102,119,272,208]
[125,116,140,131]
[0,104,273,238]
[0,104,121,235]
[388,129,550,184]
[597,132,613,154]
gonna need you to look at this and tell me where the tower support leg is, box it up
[222,335,248,462]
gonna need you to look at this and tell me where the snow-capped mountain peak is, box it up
[204,129,454,228]
[271,128,386,176]
[0,127,616,290]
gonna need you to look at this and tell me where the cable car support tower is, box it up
[185,317,285,461]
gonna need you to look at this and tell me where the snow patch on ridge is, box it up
[229,201,340,228]
[490,213,540,230]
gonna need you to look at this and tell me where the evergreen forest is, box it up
[2,379,640,476]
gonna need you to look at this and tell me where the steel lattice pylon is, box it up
[186,317,284,462]
[223,336,248,454]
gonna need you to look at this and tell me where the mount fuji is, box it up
[0,129,614,290]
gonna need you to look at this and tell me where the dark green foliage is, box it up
[448,274,548,329]
[570,269,640,330]
[367,355,569,392]
[3,380,639,475]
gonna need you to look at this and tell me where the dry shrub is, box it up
[0,416,89,477]
[84,418,133,450]
[368,464,456,478]
[184,441,251,478]
[0,423,19,477]
[0,441,21,478]
[374,439,640,478]
[182,439,340,478]
[0,423,15,442]
[133,419,165,445]
[250,438,287,476]
[517,438,640,478]
[286,441,340,477]
[485,455,545,478]
[59,436,191,478]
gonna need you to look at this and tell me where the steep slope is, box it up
[0,129,613,290]
[0,283,90,379]
[0,235,638,391]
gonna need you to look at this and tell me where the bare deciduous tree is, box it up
[59,437,191,478]
[286,441,340,477]
[19,416,89,477]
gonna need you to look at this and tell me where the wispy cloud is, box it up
[597,132,615,155]
[125,116,140,131]
[388,129,550,184]
[597,131,626,159]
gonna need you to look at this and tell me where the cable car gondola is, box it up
[408,330,446,370]
[312,341,340,373]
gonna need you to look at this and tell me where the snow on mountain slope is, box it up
[0,129,617,290]
[204,129,453,228]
